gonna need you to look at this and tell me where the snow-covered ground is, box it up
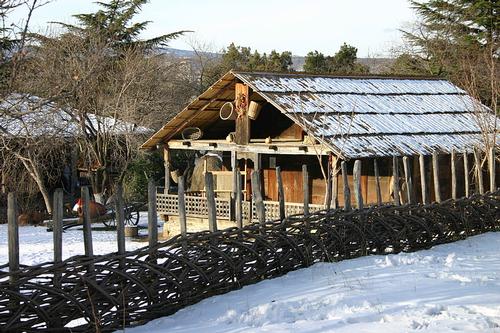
[117,232,500,333]
[0,213,156,265]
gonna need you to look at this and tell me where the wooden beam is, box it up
[235,83,250,145]
[419,154,428,204]
[325,155,332,210]
[115,185,125,256]
[7,192,18,283]
[276,166,285,221]
[332,156,339,209]
[402,156,414,204]
[489,146,496,192]
[81,186,94,258]
[451,150,457,200]
[205,172,218,232]
[235,168,243,228]
[251,170,266,224]
[148,180,158,255]
[303,164,310,216]
[432,151,441,203]
[373,159,382,205]
[474,148,484,194]
[163,147,170,194]
[353,160,363,209]
[392,156,400,206]
[52,189,63,265]
[178,176,187,237]
[463,151,470,197]
[341,161,351,211]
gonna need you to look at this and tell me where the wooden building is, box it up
[141,71,499,223]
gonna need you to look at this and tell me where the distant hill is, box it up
[156,47,395,74]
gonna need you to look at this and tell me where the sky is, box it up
[9,0,418,57]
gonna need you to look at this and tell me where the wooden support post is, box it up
[331,156,339,209]
[178,176,187,236]
[205,172,218,232]
[7,193,19,282]
[341,161,351,211]
[474,148,484,194]
[373,159,382,205]
[147,180,158,251]
[392,156,400,206]
[81,186,94,258]
[276,166,285,221]
[402,156,414,205]
[432,151,441,203]
[451,150,457,200]
[325,156,332,210]
[163,147,170,194]
[115,184,125,255]
[302,164,310,216]
[231,151,237,221]
[489,146,496,192]
[235,168,243,228]
[353,160,363,209]
[419,154,428,204]
[463,151,470,197]
[251,170,266,224]
[53,189,64,264]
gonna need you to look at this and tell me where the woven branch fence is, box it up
[0,191,499,332]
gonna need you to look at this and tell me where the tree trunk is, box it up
[20,159,53,214]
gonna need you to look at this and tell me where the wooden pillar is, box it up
[52,189,64,265]
[331,156,339,209]
[463,151,470,197]
[147,180,158,249]
[488,146,496,192]
[205,172,217,232]
[70,147,78,197]
[402,156,414,204]
[276,166,285,221]
[235,168,243,228]
[302,164,310,216]
[231,151,237,221]
[7,193,19,282]
[353,160,363,209]
[474,148,484,194]
[325,156,332,210]
[450,150,457,200]
[432,151,441,202]
[178,176,187,236]
[81,186,94,258]
[114,184,125,255]
[234,83,250,145]
[392,156,400,206]
[163,147,170,194]
[341,161,351,211]
[419,154,428,204]
[373,159,382,205]
[251,170,265,224]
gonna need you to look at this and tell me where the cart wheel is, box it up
[125,210,140,226]
[103,217,116,228]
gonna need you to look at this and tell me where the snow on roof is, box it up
[141,71,498,158]
[0,94,152,139]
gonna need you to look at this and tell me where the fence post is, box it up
[115,184,125,255]
[451,150,457,200]
[148,180,158,259]
[392,156,400,205]
[81,186,94,258]
[235,168,243,228]
[341,161,351,211]
[463,151,470,197]
[489,146,496,191]
[231,151,237,221]
[7,193,19,283]
[325,156,332,210]
[205,172,217,232]
[402,156,414,205]
[276,166,285,221]
[373,159,382,205]
[474,148,484,194]
[302,164,309,216]
[178,176,187,237]
[251,170,265,224]
[353,160,363,209]
[432,151,441,203]
[331,156,339,209]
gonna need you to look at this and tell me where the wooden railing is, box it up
[156,192,325,222]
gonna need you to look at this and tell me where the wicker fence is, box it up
[0,191,499,332]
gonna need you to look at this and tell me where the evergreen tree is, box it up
[219,43,293,72]
[303,44,369,74]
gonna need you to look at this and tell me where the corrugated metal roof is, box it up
[234,72,497,158]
